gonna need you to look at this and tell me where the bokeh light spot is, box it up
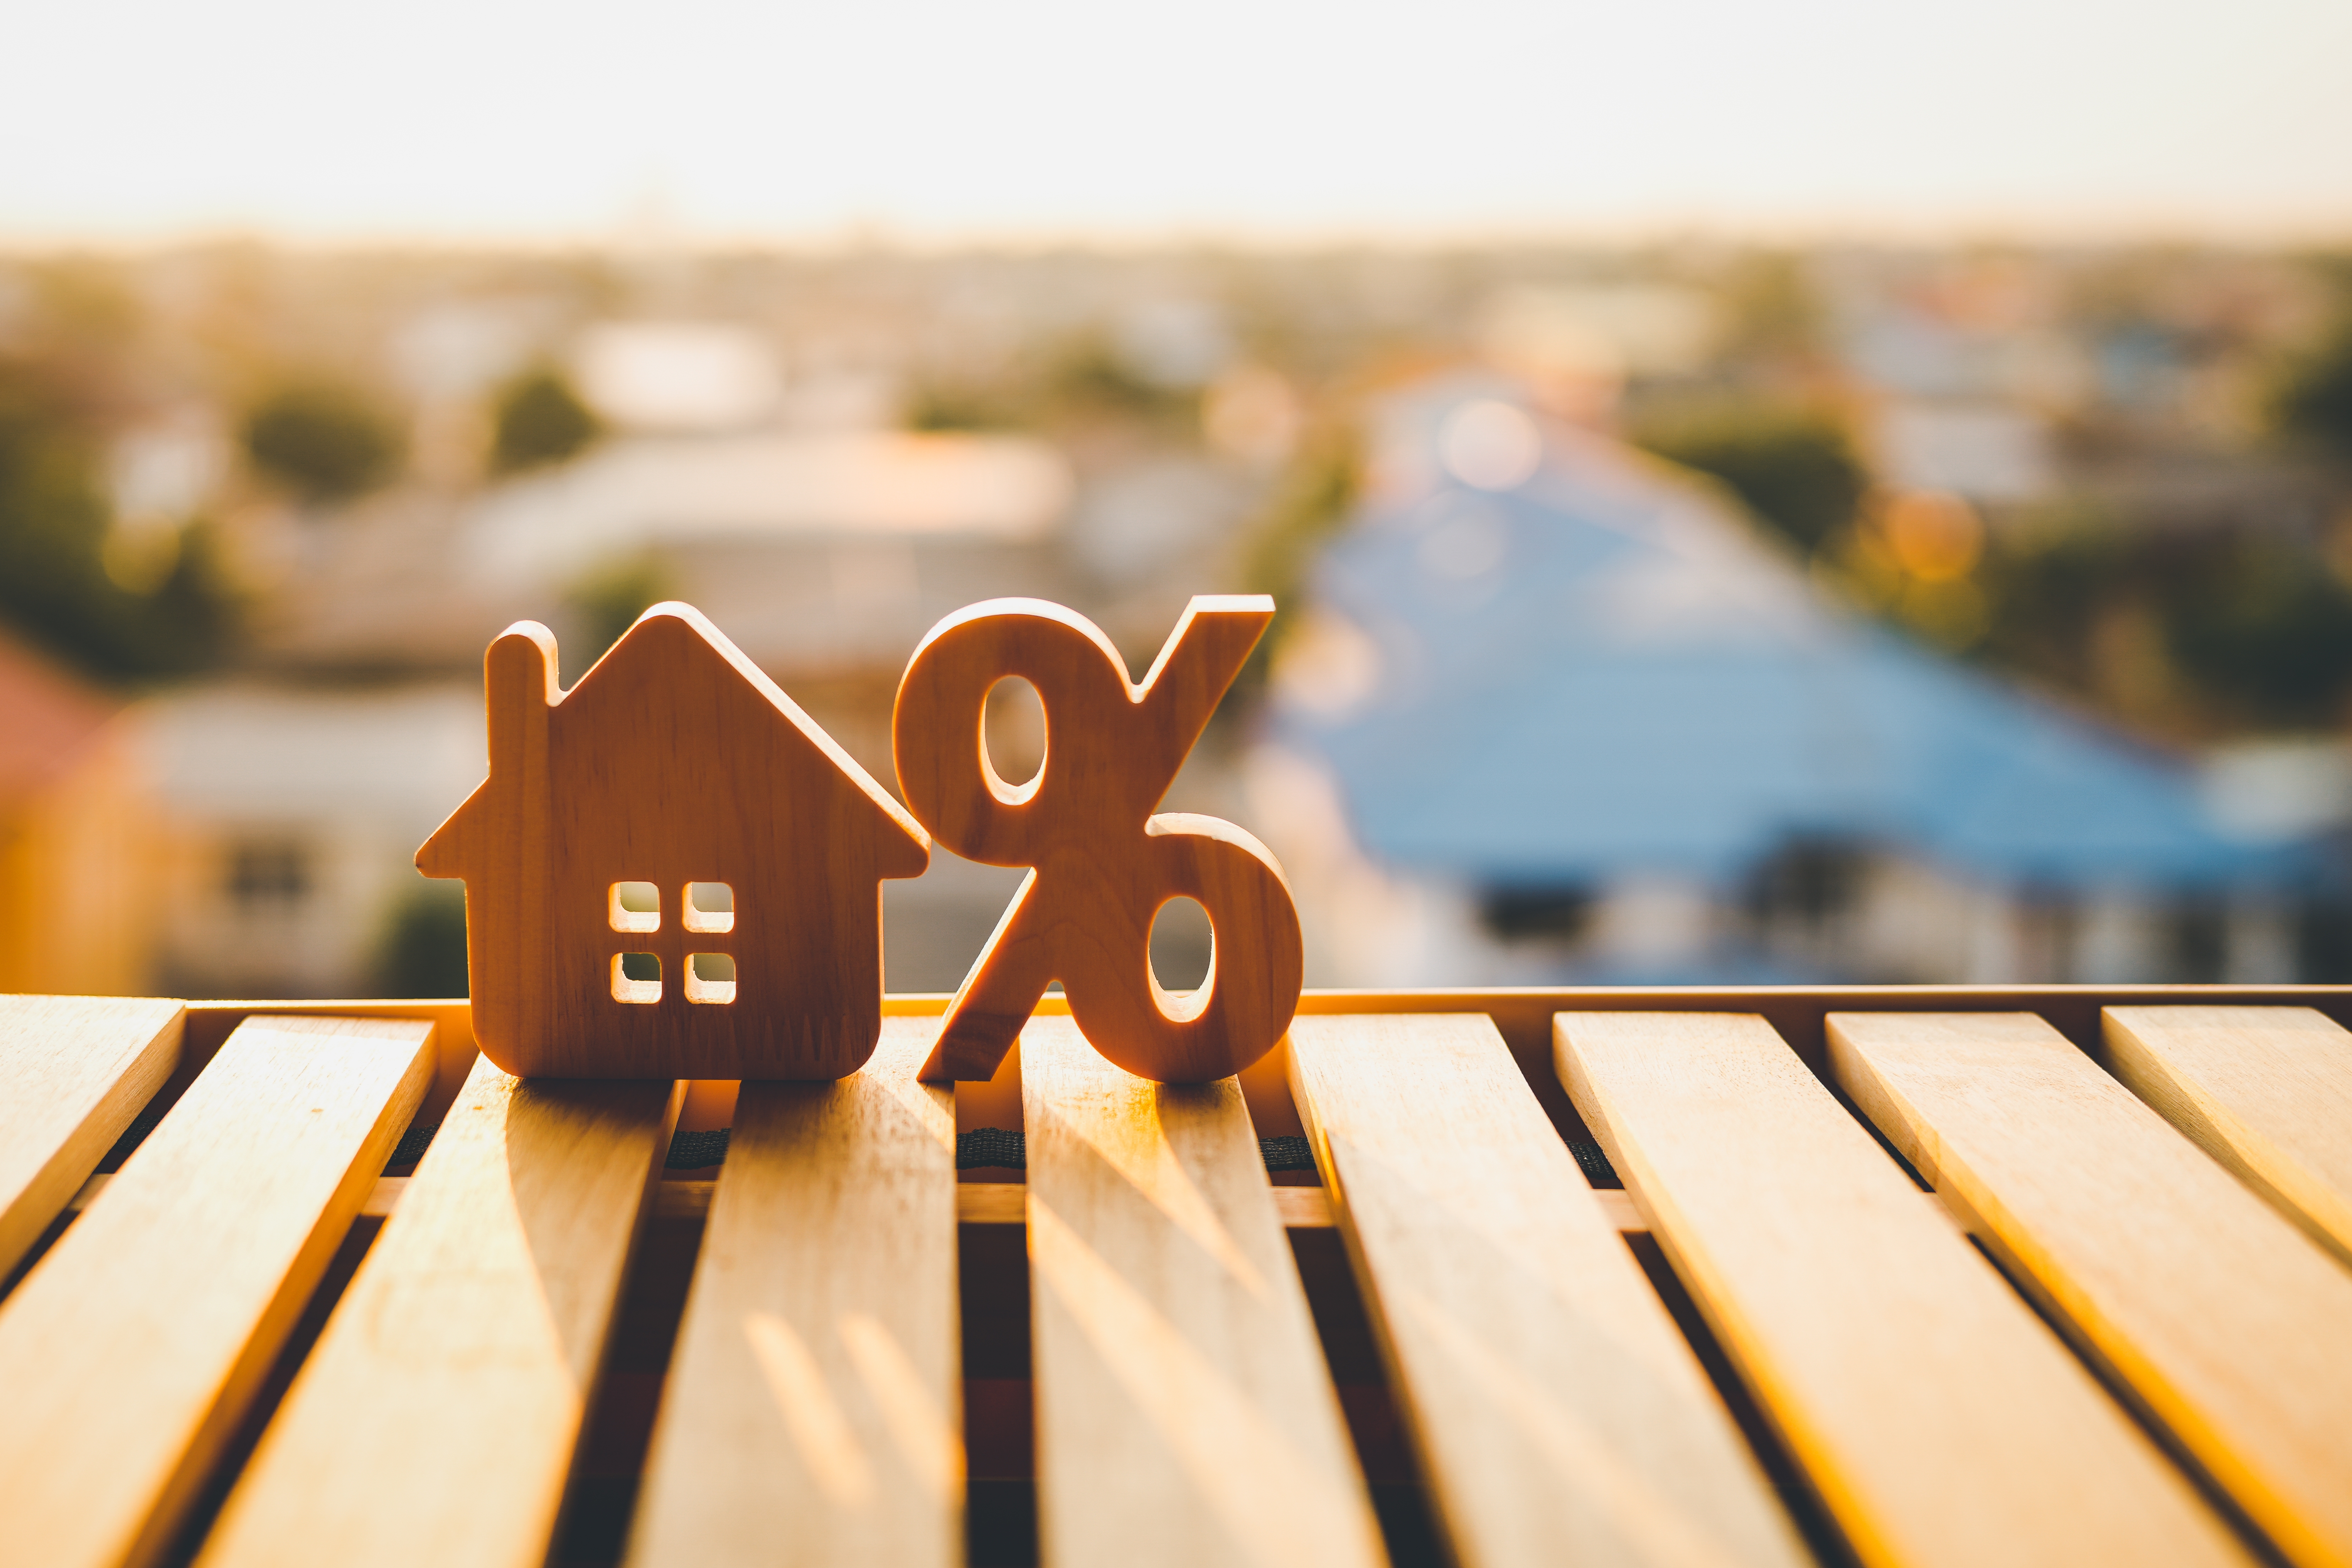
[1439,401,1543,492]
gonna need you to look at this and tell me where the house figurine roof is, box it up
[418,601,928,1079]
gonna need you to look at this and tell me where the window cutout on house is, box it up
[686,952,736,1005]
[610,882,659,933]
[613,952,661,1004]
[684,882,734,934]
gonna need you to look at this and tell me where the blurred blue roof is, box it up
[1273,379,2291,893]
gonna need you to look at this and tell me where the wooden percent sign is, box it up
[895,596,1304,1084]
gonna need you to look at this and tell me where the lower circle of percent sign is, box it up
[893,596,1304,1085]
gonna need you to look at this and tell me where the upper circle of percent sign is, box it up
[893,595,1305,1085]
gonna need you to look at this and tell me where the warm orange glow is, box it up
[1881,491,1984,584]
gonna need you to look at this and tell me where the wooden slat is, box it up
[78,1171,1926,1235]
[70,1170,409,1221]
[626,1017,960,1568]
[0,1014,433,1568]
[1557,1011,2253,1568]
[1288,1014,1808,1568]
[1828,1011,2352,1568]
[0,994,184,1279]
[2104,1005,2352,1267]
[1022,1015,1388,1568]
[198,1052,680,1568]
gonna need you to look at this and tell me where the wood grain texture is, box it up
[64,1169,1938,1238]
[1288,1014,1808,1568]
[0,993,184,1279]
[197,1051,681,1568]
[1021,1014,1387,1568]
[626,1017,960,1568]
[417,602,929,1078]
[0,1014,433,1568]
[1828,1011,2352,1568]
[185,1001,482,1132]
[1556,1011,2252,1568]
[2103,1005,2352,1267]
[895,598,1301,1084]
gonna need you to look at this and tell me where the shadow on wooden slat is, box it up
[544,1206,704,1567]
[151,1219,386,1566]
[0,1203,77,1302]
[958,1224,1446,1568]
[1289,1227,1446,1568]
[1619,1233,1862,1568]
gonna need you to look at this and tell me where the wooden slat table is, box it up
[1,985,2348,1568]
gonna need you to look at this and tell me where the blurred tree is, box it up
[1237,424,1361,696]
[903,378,1031,432]
[2268,256,2352,461]
[241,381,402,503]
[490,366,601,474]
[0,356,236,680]
[1633,400,1867,552]
[18,257,143,373]
[1971,513,2136,697]
[1968,512,2352,736]
[2275,322,2352,464]
[376,879,468,999]
[906,335,1196,436]
[1048,337,1195,426]
[1713,251,1828,365]
[565,553,676,664]
[2165,539,2352,728]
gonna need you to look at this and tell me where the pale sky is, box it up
[5,0,2349,244]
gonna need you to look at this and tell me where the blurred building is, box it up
[134,684,485,997]
[1256,379,2316,987]
[1815,249,2332,539]
[0,633,154,995]
[462,428,1076,682]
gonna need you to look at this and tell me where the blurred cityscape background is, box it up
[6,239,2352,998]
[4,0,2350,999]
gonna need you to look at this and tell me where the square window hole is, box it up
[612,952,661,1004]
[686,952,736,1005]
[684,882,734,934]
[610,882,659,933]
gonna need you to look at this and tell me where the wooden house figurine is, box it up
[417,603,930,1078]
